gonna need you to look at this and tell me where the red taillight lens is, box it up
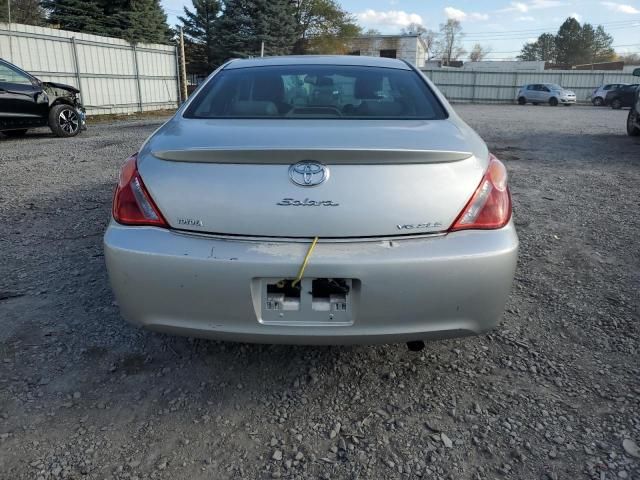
[450,154,512,231]
[112,154,167,227]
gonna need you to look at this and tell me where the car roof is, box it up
[224,55,412,70]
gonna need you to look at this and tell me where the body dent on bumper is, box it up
[104,223,518,345]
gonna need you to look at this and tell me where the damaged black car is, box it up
[0,58,86,138]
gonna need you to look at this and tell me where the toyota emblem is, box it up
[288,161,329,187]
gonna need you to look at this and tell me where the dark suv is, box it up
[606,83,640,109]
[628,69,640,137]
[0,58,86,138]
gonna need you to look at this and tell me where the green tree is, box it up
[0,0,46,25]
[42,0,171,43]
[292,0,361,54]
[250,0,297,56]
[215,0,256,59]
[520,18,616,65]
[518,33,556,62]
[555,17,583,64]
[217,0,297,59]
[178,0,222,71]
[589,25,615,63]
[124,0,172,44]
[41,0,106,34]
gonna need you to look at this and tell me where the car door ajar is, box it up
[0,61,49,130]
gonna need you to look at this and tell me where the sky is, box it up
[161,0,640,59]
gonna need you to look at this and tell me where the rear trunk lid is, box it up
[138,118,488,238]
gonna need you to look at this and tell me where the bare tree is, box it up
[436,19,466,66]
[400,22,426,35]
[400,22,437,60]
[0,0,45,25]
[469,43,491,62]
[617,53,640,64]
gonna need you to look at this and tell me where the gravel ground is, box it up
[0,104,639,480]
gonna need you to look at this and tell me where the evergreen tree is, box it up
[250,0,297,56]
[125,0,172,44]
[95,0,136,39]
[178,0,222,71]
[518,18,615,65]
[41,0,107,34]
[215,0,254,59]
[42,0,171,43]
[590,25,615,63]
[0,0,46,25]
[217,0,297,59]
[518,33,556,62]
[555,17,583,65]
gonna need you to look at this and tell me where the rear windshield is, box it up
[184,65,447,120]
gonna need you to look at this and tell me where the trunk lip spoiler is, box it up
[151,148,473,164]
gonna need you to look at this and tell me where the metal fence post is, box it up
[132,44,143,113]
[70,37,83,97]
[174,45,181,106]
[472,71,477,103]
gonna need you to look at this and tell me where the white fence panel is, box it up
[0,23,179,115]
[422,69,638,104]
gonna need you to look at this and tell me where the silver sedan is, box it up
[517,83,576,106]
[104,56,518,347]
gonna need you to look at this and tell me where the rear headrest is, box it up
[355,75,383,99]
[317,76,334,87]
[253,75,284,102]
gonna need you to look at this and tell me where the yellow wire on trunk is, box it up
[291,237,319,288]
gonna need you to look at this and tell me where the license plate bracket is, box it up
[258,278,355,326]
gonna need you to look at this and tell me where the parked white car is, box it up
[516,83,576,106]
[590,83,628,106]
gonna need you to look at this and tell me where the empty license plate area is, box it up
[259,278,355,326]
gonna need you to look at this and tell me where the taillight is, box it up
[112,154,167,227]
[449,154,512,231]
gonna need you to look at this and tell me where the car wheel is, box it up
[549,97,558,107]
[628,110,640,136]
[49,104,81,137]
[593,97,603,106]
[2,129,28,137]
[611,99,622,110]
[517,97,526,105]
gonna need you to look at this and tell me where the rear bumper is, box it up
[104,222,519,345]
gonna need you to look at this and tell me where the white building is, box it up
[345,35,428,67]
